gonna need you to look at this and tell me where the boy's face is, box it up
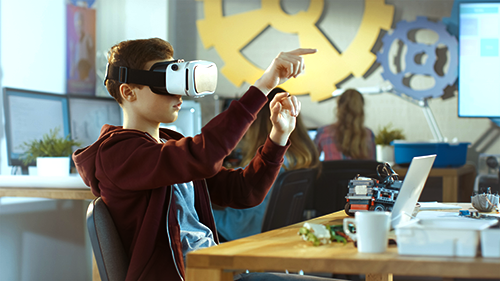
[131,59,183,124]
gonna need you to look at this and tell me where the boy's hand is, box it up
[269,92,301,146]
[254,48,317,95]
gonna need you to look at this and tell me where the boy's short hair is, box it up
[105,38,174,104]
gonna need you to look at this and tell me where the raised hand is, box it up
[254,48,317,95]
[269,91,301,146]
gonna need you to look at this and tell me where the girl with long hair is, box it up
[315,89,376,160]
[213,87,321,241]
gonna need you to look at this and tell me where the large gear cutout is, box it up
[196,0,393,102]
[377,16,458,100]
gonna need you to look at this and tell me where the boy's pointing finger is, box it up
[287,48,318,56]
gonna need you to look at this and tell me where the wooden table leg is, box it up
[459,171,476,202]
[186,268,233,281]
[442,176,458,202]
[365,273,393,281]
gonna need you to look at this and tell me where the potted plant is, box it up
[375,124,405,165]
[20,127,81,176]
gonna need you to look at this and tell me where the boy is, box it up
[73,38,319,280]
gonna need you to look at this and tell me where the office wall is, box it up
[0,0,66,175]
[0,1,168,280]
[5,1,494,172]
[364,0,500,162]
[187,0,500,163]
[0,2,88,280]
[0,0,168,174]
[93,0,169,97]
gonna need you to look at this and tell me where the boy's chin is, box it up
[163,114,179,124]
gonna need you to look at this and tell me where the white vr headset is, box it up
[104,59,217,97]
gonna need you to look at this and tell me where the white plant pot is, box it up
[376,145,395,165]
[36,157,70,177]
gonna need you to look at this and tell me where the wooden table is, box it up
[0,175,95,199]
[0,187,95,199]
[186,205,500,281]
[393,164,476,202]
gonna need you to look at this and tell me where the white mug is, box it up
[343,211,391,253]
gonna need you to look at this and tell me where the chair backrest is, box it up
[86,197,129,281]
[261,168,317,232]
[308,160,381,217]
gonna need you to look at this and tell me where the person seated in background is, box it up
[314,89,376,160]
[213,87,321,242]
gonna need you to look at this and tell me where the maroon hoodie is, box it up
[73,86,288,281]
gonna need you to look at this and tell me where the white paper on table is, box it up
[415,211,461,219]
[418,201,462,210]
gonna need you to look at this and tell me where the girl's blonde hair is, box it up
[333,89,370,159]
[240,88,320,171]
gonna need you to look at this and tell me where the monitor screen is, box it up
[3,88,70,167]
[459,2,500,118]
[307,128,324,161]
[307,128,317,142]
[68,95,122,148]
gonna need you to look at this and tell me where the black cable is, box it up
[376,162,399,184]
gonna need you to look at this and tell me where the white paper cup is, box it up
[343,211,391,253]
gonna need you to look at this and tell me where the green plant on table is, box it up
[375,123,406,146]
[20,127,81,166]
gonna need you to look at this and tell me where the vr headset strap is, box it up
[106,65,165,87]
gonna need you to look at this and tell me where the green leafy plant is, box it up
[20,127,81,166]
[375,123,405,146]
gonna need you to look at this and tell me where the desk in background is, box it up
[0,175,99,280]
[0,186,94,200]
[393,164,476,202]
[0,175,94,200]
[186,203,499,281]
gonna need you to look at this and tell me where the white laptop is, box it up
[391,154,436,228]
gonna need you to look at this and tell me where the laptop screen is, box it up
[391,154,436,228]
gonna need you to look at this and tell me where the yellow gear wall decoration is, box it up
[196,0,394,102]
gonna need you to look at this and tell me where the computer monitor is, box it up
[458,2,500,118]
[3,88,70,170]
[307,128,317,142]
[68,95,122,148]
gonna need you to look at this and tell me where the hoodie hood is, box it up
[73,124,184,197]
[73,124,122,197]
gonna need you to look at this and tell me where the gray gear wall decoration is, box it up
[377,16,458,101]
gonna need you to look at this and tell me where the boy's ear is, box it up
[120,84,137,102]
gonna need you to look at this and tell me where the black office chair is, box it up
[86,197,129,281]
[307,160,382,217]
[261,168,317,232]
